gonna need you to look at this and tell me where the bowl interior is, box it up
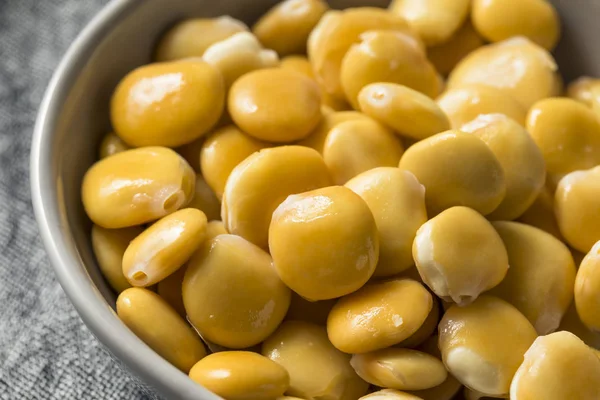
[33,0,600,398]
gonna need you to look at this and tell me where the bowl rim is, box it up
[30,1,219,399]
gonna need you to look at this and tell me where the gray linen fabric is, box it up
[0,0,156,398]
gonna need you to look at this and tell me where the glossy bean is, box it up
[253,0,329,56]
[189,351,289,400]
[439,296,537,397]
[91,225,143,293]
[398,130,506,216]
[262,321,369,400]
[345,167,427,277]
[341,30,439,109]
[200,125,268,200]
[413,207,509,305]
[228,68,322,143]
[155,17,248,61]
[122,208,207,287]
[358,83,450,141]
[116,287,206,372]
[270,186,378,300]
[183,234,291,348]
[82,147,196,229]
[323,119,405,184]
[222,146,331,248]
[327,279,432,353]
[111,60,225,147]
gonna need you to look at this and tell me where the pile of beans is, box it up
[82,0,600,399]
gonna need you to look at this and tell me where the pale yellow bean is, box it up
[263,321,369,400]
[200,125,268,199]
[389,0,470,46]
[116,287,206,372]
[155,17,248,61]
[82,147,196,229]
[183,234,291,348]
[91,225,142,293]
[222,146,331,248]
[327,279,432,353]
[323,119,405,184]
[122,208,207,287]
[345,167,427,277]
[489,221,576,334]
[510,331,600,400]
[351,348,447,390]
[471,0,560,50]
[189,351,289,400]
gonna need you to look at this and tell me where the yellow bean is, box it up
[398,130,506,216]
[122,208,207,287]
[510,331,600,400]
[205,220,227,241]
[489,221,576,334]
[189,351,289,400]
[437,84,527,129]
[91,225,142,293]
[389,0,470,46]
[280,55,315,78]
[427,20,485,76]
[413,207,509,305]
[200,125,268,200]
[345,167,427,277]
[448,37,558,109]
[358,83,450,141]
[285,293,336,326]
[183,234,290,348]
[280,55,352,111]
[558,304,600,351]
[116,287,206,372]
[202,32,279,89]
[263,321,369,400]
[270,186,378,300]
[186,175,221,221]
[156,266,186,318]
[111,60,225,147]
[395,300,440,349]
[253,0,329,56]
[472,0,560,51]
[308,7,422,100]
[518,186,563,240]
[323,119,405,184]
[154,17,248,61]
[341,30,439,109]
[298,110,369,153]
[527,97,600,179]
[359,389,424,400]
[460,114,545,220]
[567,76,600,107]
[82,147,195,229]
[175,137,204,172]
[327,279,432,353]
[439,296,537,397]
[575,241,600,332]
[222,146,331,248]
[98,132,129,159]
[228,68,322,143]
[407,335,463,400]
[351,348,447,390]
[555,166,600,253]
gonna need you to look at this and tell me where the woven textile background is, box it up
[0,0,155,398]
